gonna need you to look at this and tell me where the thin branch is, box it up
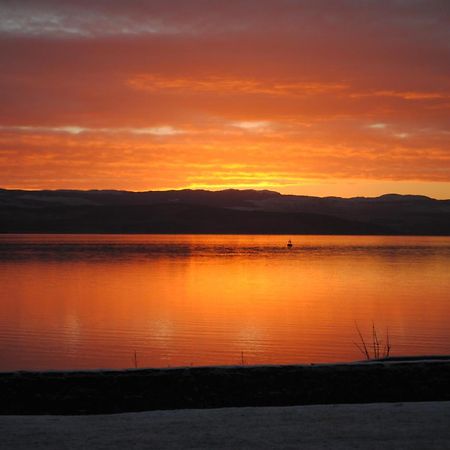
[385,328,391,357]
[355,322,370,360]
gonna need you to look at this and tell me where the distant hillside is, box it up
[0,188,449,235]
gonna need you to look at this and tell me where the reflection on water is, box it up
[0,234,449,370]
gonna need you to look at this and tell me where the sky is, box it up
[0,0,449,198]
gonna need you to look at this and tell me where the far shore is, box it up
[1,356,449,415]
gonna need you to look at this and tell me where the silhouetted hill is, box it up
[0,188,281,208]
[0,188,449,235]
[249,193,450,235]
[0,203,390,234]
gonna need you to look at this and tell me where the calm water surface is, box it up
[0,234,449,371]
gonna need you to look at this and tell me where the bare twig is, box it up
[355,322,370,360]
[353,341,367,358]
[355,323,393,360]
[372,323,377,359]
[385,328,391,357]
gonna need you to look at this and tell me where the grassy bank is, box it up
[1,357,449,415]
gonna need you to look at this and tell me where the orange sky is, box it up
[0,1,449,198]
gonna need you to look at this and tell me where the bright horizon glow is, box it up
[0,1,449,199]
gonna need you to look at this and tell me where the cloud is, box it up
[354,90,450,100]
[2,1,449,40]
[0,3,178,37]
[0,125,184,136]
[231,121,272,131]
[128,75,349,96]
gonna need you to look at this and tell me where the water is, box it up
[0,234,449,371]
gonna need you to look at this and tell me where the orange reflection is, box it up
[0,235,449,370]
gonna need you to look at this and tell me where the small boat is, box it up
[287,239,293,248]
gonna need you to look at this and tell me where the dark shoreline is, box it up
[2,358,450,415]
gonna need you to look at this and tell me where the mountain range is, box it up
[0,188,449,235]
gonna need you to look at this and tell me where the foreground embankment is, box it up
[1,357,449,415]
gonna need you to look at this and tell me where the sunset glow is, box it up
[1,1,449,197]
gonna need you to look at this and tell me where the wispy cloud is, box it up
[0,4,175,37]
[231,121,272,131]
[0,125,184,136]
[354,90,450,101]
[128,75,349,97]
